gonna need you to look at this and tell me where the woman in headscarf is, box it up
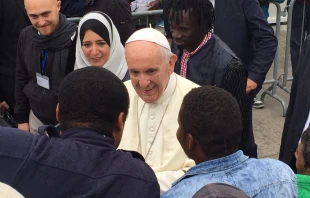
[75,12,129,81]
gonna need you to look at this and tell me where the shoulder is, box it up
[20,25,32,37]
[175,73,200,89]
[18,26,33,46]
[0,127,41,159]
[212,34,238,59]
[124,80,136,96]
[124,79,132,87]
[244,158,296,186]
[225,59,245,74]
[174,74,200,97]
[110,149,158,183]
[247,158,297,196]
[246,158,295,176]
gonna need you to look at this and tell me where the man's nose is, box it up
[138,76,150,89]
[38,17,45,26]
[172,30,181,39]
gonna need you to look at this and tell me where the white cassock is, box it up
[119,73,200,192]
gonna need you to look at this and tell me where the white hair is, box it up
[159,46,173,62]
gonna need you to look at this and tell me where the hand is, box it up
[246,78,257,94]
[0,101,9,110]
[146,0,161,10]
[18,123,30,132]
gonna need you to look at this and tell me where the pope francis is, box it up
[118,28,200,192]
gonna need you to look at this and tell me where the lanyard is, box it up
[41,50,48,75]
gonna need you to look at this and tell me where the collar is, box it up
[60,127,116,148]
[173,151,248,186]
[154,72,177,104]
[184,32,212,55]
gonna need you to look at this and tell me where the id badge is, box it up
[36,72,50,90]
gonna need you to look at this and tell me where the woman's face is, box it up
[82,29,111,66]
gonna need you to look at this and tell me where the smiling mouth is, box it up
[40,25,50,29]
[173,39,184,45]
[91,57,102,61]
[142,86,155,94]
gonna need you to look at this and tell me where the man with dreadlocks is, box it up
[164,0,250,158]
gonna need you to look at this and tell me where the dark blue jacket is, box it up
[213,0,277,88]
[172,35,239,87]
[0,127,160,198]
[0,0,30,76]
[60,0,92,17]
[279,35,310,166]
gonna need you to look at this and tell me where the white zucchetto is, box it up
[126,28,171,51]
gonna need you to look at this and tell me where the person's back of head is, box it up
[57,66,129,147]
[192,183,250,198]
[177,86,243,164]
[296,128,310,175]
[295,129,310,198]
[0,182,24,198]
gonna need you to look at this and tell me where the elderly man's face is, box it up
[126,41,175,103]
[25,0,61,36]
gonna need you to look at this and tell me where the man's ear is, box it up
[56,103,60,122]
[116,112,125,132]
[57,0,61,10]
[113,112,125,148]
[168,53,177,74]
[187,133,195,150]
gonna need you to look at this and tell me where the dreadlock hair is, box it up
[179,86,243,159]
[58,66,129,133]
[165,0,215,33]
[301,128,310,169]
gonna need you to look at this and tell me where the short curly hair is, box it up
[301,128,310,169]
[58,67,129,133]
[179,86,243,158]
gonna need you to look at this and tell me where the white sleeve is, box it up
[155,170,185,193]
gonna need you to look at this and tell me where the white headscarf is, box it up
[74,12,128,80]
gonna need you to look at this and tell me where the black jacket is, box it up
[14,26,76,124]
[213,0,277,88]
[60,0,93,17]
[83,0,136,45]
[279,35,310,165]
[0,0,30,76]
[0,127,160,197]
